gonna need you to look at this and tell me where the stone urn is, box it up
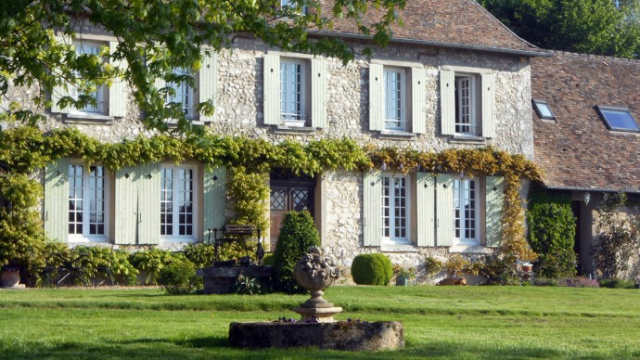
[292,247,342,322]
[1,269,21,288]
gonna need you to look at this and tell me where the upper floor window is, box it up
[384,67,407,131]
[455,75,479,136]
[532,99,556,120]
[68,164,107,241]
[72,41,106,115]
[595,105,640,132]
[281,0,308,14]
[280,58,307,126]
[166,68,195,119]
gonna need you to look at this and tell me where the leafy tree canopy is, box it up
[0,0,405,134]
[480,0,640,58]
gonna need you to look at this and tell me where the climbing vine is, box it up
[0,126,541,271]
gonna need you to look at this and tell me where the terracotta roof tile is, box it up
[532,52,640,192]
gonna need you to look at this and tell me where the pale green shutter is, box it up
[481,73,496,138]
[310,58,327,128]
[411,67,426,134]
[44,159,69,242]
[137,163,161,245]
[485,176,504,248]
[439,69,455,135]
[203,166,227,241]
[436,174,454,246]
[363,171,382,246]
[263,54,281,125]
[51,36,73,114]
[369,64,383,131]
[114,166,138,245]
[199,51,217,123]
[416,173,435,246]
[108,41,128,118]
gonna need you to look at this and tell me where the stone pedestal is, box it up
[229,321,404,350]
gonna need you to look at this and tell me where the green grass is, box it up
[1,286,639,359]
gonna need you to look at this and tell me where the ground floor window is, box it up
[68,164,106,240]
[454,178,478,245]
[161,166,195,238]
[382,174,410,244]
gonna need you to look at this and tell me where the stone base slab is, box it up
[229,321,404,350]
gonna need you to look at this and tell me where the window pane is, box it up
[281,60,305,120]
[384,69,405,130]
[599,107,640,131]
[534,101,554,119]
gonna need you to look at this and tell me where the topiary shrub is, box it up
[351,253,393,286]
[157,259,202,295]
[272,210,320,293]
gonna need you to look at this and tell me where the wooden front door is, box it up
[269,171,315,250]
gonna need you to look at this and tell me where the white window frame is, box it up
[280,58,308,126]
[382,173,411,245]
[455,75,478,136]
[67,162,109,242]
[71,40,107,115]
[281,0,308,14]
[166,68,195,119]
[383,67,407,131]
[453,177,479,246]
[160,165,198,242]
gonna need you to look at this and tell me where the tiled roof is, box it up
[532,52,640,192]
[322,0,548,56]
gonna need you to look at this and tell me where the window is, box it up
[280,59,307,125]
[384,67,407,131]
[453,178,478,245]
[440,68,495,138]
[68,164,107,241]
[160,166,195,239]
[280,0,308,14]
[72,41,106,114]
[382,174,410,244]
[455,75,479,136]
[166,68,195,118]
[532,100,556,120]
[595,105,640,132]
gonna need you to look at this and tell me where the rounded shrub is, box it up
[272,210,320,293]
[157,259,202,295]
[351,253,393,285]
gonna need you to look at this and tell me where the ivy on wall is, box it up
[0,126,542,269]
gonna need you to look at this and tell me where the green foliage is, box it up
[129,248,180,285]
[0,0,406,132]
[480,256,518,285]
[594,193,639,278]
[527,186,577,279]
[233,273,262,295]
[182,243,215,269]
[262,253,275,266]
[72,246,138,285]
[351,253,393,286]
[157,259,202,295]
[598,278,637,289]
[272,211,320,293]
[444,254,471,277]
[481,0,640,58]
[424,256,444,278]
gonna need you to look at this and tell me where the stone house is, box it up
[7,0,551,270]
[531,52,640,279]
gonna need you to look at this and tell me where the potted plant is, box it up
[395,267,415,286]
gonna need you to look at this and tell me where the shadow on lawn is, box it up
[2,339,637,360]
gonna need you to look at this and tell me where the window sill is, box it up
[166,119,204,128]
[273,125,316,135]
[379,130,417,141]
[380,244,420,253]
[448,246,492,254]
[64,113,114,124]
[448,134,487,145]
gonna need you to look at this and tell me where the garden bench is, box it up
[209,225,265,266]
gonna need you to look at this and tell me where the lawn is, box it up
[1,286,639,360]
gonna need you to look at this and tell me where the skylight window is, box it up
[596,106,640,132]
[532,100,555,120]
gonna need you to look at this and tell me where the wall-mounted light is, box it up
[584,192,591,205]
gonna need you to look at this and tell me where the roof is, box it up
[320,0,549,56]
[531,52,640,193]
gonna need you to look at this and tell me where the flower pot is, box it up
[396,276,408,286]
[521,265,532,272]
[1,270,21,288]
